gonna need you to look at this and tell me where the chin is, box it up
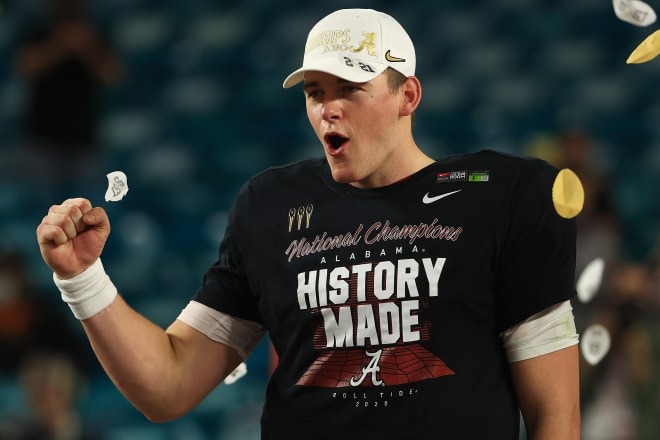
[329,168,358,185]
[327,160,371,187]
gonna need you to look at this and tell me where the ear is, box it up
[400,76,422,117]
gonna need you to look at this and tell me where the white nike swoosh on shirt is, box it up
[422,189,462,204]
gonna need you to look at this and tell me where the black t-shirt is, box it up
[193,150,577,440]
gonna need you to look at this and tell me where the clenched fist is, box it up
[36,198,111,279]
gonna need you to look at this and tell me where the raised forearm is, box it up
[38,200,238,423]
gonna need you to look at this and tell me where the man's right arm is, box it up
[36,198,243,421]
[81,295,243,422]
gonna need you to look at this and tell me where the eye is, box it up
[343,85,361,94]
[305,89,323,100]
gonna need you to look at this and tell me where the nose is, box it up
[321,96,342,121]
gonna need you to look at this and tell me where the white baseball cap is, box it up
[283,9,416,88]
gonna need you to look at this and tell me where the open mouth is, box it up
[324,133,348,152]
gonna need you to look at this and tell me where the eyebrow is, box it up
[302,81,319,91]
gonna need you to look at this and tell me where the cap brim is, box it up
[282,57,388,88]
[282,68,306,89]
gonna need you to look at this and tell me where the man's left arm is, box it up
[510,344,580,440]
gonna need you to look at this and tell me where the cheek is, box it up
[306,105,323,135]
[362,99,394,127]
[306,102,322,122]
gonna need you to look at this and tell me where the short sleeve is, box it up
[494,161,577,332]
[191,182,263,324]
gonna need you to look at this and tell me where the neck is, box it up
[351,145,434,189]
[393,148,435,182]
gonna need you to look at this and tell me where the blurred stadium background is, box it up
[0,0,659,439]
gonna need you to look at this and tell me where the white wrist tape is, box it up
[53,259,118,320]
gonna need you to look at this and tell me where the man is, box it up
[36,9,580,440]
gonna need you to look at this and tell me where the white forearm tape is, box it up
[53,259,118,320]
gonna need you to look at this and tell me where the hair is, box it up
[384,68,416,126]
[384,68,407,93]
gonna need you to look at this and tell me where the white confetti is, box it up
[224,362,248,385]
[613,0,657,27]
[105,171,129,202]
[576,257,605,304]
[581,324,611,366]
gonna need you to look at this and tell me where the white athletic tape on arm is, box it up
[53,259,118,320]
[502,300,579,362]
[176,301,267,360]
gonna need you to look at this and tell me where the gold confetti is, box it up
[627,29,660,63]
[552,168,584,219]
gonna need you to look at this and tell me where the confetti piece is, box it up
[581,324,611,366]
[613,0,657,27]
[627,29,660,63]
[576,258,605,303]
[552,168,584,219]
[105,171,129,202]
[224,362,248,385]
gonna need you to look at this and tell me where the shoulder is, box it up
[231,158,326,209]
[443,149,557,174]
[227,158,326,232]
[437,150,560,197]
[246,158,325,189]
